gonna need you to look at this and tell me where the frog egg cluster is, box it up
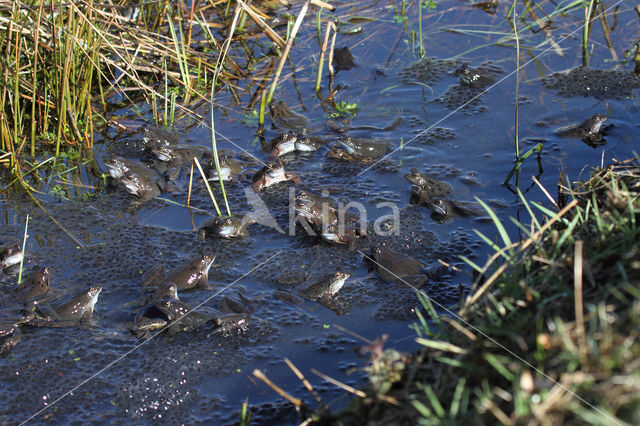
[542,67,640,99]
[398,57,462,84]
[410,126,457,146]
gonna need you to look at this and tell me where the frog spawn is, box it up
[542,67,640,99]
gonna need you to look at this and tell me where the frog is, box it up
[338,137,391,160]
[269,100,312,134]
[295,191,366,236]
[199,216,256,240]
[0,244,22,271]
[105,155,158,181]
[298,271,350,301]
[268,131,299,157]
[29,286,102,327]
[428,197,486,220]
[140,126,179,149]
[130,302,170,339]
[119,172,162,202]
[332,46,356,72]
[366,244,428,288]
[8,266,52,306]
[252,160,300,191]
[152,145,208,164]
[275,271,351,315]
[453,63,496,88]
[144,254,216,291]
[0,308,35,354]
[309,218,361,250]
[405,168,453,199]
[554,113,607,146]
[206,154,244,182]
[156,299,248,336]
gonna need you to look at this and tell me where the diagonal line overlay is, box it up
[358,250,622,426]
[20,250,283,425]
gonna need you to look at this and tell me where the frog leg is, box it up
[1,327,22,354]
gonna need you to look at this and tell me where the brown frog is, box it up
[405,168,453,199]
[206,153,244,182]
[332,46,356,72]
[269,100,312,134]
[367,244,428,288]
[142,254,216,291]
[30,286,102,327]
[554,114,607,147]
[199,216,256,240]
[252,160,300,191]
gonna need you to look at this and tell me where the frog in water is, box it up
[0,244,22,272]
[329,137,391,162]
[0,308,35,354]
[269,100,312,134]
[252,160,300,191]
[105,155,157,181]
[453,63,496,88]
[140,126,179,149]
[405,168,453,199]
[142,254,216,291]
[366,244,429,288]
[105,156,162,202]
[332,46,356,72]
[275,271,351,315]
[295,191,367,236]
[119,173,162,202]
[199,216,257,240]
[155,299,249,336]
[554,113,607,147]
[29,286,102,327]
[298,271,350,301]
[206,154,244,182]
[8,266,53,306]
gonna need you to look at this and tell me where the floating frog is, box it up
[0,244,22,272]
[428,197,486,219]
[298,271,350,301]
[0,308,35,354]
[453,63,496,88]
[367,244,428,287]
[268,132,298,157]
[338,137,391,159]
[554,113,607,147]
[30,286,102,327]
[295,191,365,233]
[119,173,161,202]
[199,216,256,240]
[269,100,312,134]
[140,126,179,148]
[105,156,157,181]
[142,254,216,291]
[8,266,52,306]
[152,145,208,165]
[332,46,356,71]
[131,302,171,339]
[275,271,351,315]
[206,154,244,182]
[252,160,300,191]
[155,299,248,336]
[405,168,453,199]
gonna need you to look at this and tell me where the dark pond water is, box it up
[1,0,639,423]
